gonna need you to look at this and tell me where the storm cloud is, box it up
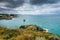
[0,0,60,8]
[30,0,60,5]
[0,0,24,8]
[0,0,60,15]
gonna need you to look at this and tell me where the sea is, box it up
[0,14,60,35]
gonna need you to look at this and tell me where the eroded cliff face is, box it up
[0,25,60,40]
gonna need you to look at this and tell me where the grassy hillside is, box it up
[0,25,60,40]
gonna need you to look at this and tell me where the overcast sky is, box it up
[0,0,60,15]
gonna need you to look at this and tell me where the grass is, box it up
[0,25,60,40]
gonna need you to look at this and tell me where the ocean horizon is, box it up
[0,14,60,35]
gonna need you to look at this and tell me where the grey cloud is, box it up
[0,0,60,8]
[0,7,17,14]
[30,0,60,5]
[0,0,24,8]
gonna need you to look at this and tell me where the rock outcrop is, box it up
[19,25,44,31]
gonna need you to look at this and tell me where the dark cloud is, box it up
[0,0,60,8]
[30,0,60,5]
[0,0,24,8]
[0,7,18,14]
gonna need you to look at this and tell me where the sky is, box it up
[0,0,60,15]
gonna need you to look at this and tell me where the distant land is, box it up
[0,14,17,20]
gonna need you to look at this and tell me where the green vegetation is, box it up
[0,25,60,40]
[0,14,17,20]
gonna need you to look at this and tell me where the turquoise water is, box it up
[0,15,60,35]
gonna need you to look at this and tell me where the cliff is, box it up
[0,25,60,40]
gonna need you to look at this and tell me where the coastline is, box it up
[0,25,60,40]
